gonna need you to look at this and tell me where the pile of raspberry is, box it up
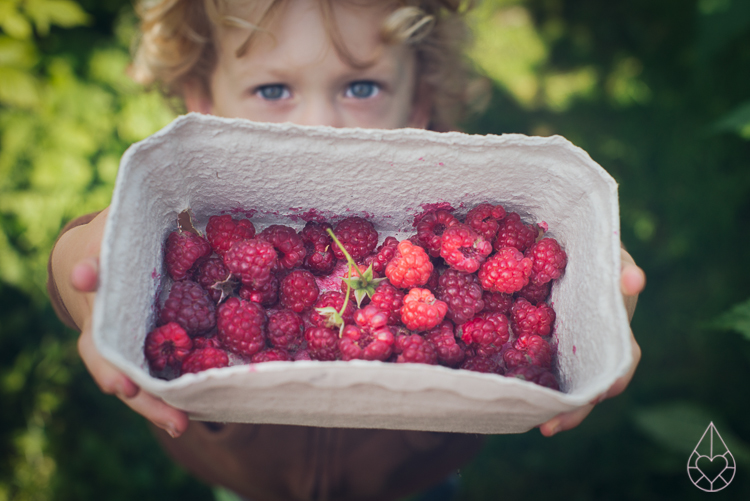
[145,204,567,391]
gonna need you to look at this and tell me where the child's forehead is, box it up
[216,0,399,61]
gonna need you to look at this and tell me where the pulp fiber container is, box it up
[94,113,632,434]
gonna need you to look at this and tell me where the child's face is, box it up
[185,0,429,130]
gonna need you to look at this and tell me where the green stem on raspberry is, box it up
[326,228,364,279]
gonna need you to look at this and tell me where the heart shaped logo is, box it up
[695,454,727,483]
[687,422,736,492]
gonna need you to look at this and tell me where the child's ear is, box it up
[182,79,213,115]
[408,81,433,130]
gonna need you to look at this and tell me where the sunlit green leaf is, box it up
[633,402,750,465]
[23,0,90,35]
[0,66,38,107]
[0,36,38,68]
[606,57,651,107]
[0,2,32,39]
[117,91,176,142]
[89,47,138,92]
[707,297,750,340]
[712,101,750,139]
[543,66,597,112]
[468,1,547,107]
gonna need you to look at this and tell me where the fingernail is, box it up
[545,419,561,436]
[165,423,179,438]
[590,393,607,405]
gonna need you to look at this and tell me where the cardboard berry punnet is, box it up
[94,113,632,434]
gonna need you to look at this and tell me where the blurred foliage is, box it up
[0,0,749,500]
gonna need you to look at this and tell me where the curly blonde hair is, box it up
[130,0,474,130]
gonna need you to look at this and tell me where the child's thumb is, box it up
[71,256,99,293]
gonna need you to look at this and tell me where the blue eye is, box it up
[345,81,380,99]
[256,84,290,100]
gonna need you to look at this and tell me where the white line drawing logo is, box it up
[687,422,735,492]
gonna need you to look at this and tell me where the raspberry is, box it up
[192,336,221,349]
[144,322,193,372]
[217,297,266,357]
[304,326,340,361]
[181,346,229,374]
[267,309,305,351]
[385,240,434,288]
[394,334,438,365]
[439,224,492,273]
[510,297,556,338]
[300,221,336,275]
[401,288,448,332]
[367,236,399,275]
[493,212,537,253]
[425,321,466,367]
[459,355,503,374]
[159,280,216,336]
[527,237,567,285]
[458,311,510,356]
[294,349,312,361]
[251,347,291,363]
[206,215,256,257]
[505,365,559,390]
[223,238,277,288]
[164,230,212,281]
[310,291,355,328]
[416,209,459,257]
[193,257,232,303]
[332,217,378,261]
[339,307,394,361]
[515,280,552,305]
[465,203,506,242]
[481,291,513,316]
[279,269,319,313]
[478,247,533,293]
[238,275,280,307]
[370,283,404,325]
[503,334,552,369]
[436,268,485,324]
[258,224,306,271]
[424,264,441,292]
[339,262,381,307]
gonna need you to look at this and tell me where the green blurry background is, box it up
[1,0,748,499]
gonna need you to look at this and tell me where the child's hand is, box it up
[538,248,645,437]
[54,208,189,438]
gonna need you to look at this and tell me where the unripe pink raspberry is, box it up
[478,247,533,293]
[416,209,459,257]
[385,240,433,288]
[401,288,448,332]
[439,224,492,273]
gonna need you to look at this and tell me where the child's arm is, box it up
[538,248,645,436]
[50,208,189,438]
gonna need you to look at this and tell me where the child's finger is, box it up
[71,256,100,293]
[77,324,139,399]
[604,332,641,400]
[123,391,190,438]
[77,325,189,437]
[539,333,641,437]
[538,404,594,437]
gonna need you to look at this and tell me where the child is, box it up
[48,0,645,499]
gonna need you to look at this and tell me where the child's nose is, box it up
[295,98,344,128]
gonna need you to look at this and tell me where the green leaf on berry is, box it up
[314,306,346,337]
[341,264,386,308]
